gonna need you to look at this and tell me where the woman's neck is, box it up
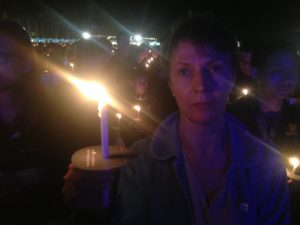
[179,115,228,160]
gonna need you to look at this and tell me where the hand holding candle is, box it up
[68,76,135,171]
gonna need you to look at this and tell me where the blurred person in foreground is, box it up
[0,20,64,224]
[63,14,291,225]
[228,40,300,224]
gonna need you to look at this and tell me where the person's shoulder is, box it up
[129,112,179,158]
[130,137,152,155]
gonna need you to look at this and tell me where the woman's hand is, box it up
[63,163,119,209]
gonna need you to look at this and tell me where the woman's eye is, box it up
[177,68,191,76]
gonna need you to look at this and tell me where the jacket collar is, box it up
[150,112,272,167]
[150,112,181,160]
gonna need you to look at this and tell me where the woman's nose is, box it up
[192,70,208,92]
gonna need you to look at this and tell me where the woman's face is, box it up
[261,51,298,100]
[169,41,235,124]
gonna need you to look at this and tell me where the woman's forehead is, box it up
[170,41,232,63]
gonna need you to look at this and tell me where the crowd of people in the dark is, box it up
[0,13,299,225]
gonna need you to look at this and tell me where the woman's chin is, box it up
[188,112,219,124]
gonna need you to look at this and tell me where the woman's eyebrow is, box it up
[174,62,191,67]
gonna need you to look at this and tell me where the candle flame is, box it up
[242,88,249,95]
[70,78,109,103]
[134,105,141,112]
[289,157,299,170]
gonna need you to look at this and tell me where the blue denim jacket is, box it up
[114,112,291,225]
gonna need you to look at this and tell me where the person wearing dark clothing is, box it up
[0,20,64,224]
[228,96,300,150]
[228,40,300,224]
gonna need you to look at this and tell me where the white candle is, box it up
[99,103,109,159]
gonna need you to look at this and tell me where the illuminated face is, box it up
[0,35,27,90]
[169,41,234,124]
[261,50,298,100]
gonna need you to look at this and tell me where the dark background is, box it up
[1,0,300,43]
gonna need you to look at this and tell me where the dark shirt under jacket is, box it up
[227,96,300,152]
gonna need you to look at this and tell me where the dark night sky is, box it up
[2,0,300,42]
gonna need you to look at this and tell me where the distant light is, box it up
[134,34,143,42]
[145,63,149,68]
[70,62,74,68]
[82,32,91,39]
[242,88,249,96]
[150,57,154,61]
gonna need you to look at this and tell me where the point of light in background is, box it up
[82,32,91,39]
